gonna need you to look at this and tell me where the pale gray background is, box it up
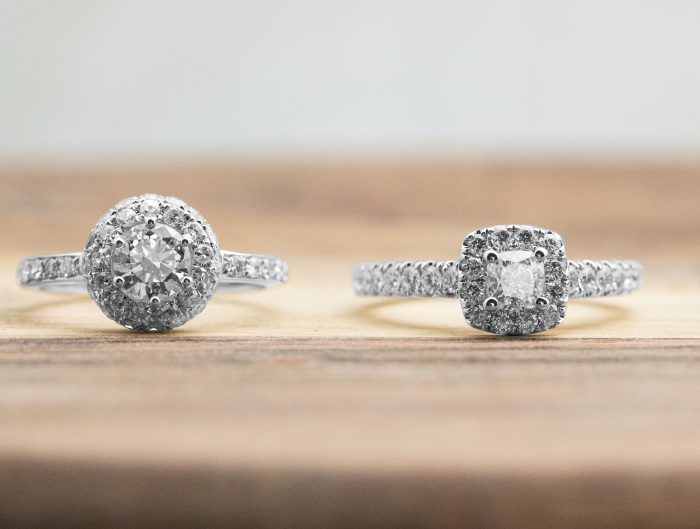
[2,0,699,161]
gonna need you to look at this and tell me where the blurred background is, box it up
[3,0,700,161]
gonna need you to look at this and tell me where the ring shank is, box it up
[218,251,288,291]
[17,251,288,293]
[353,259,643,299]
[567,259,643,298]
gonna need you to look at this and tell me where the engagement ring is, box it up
[353,225,642,335]
[17,194,288,331]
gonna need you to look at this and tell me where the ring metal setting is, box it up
[17,194,288,331]
[353,224,643,336]
[460,225,568,335]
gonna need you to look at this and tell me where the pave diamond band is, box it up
[16,253,83,292]
[353,225,643,336]
[17,194,288,331]
[353,259,642,299]
[567,259,643,298]
[219,251,288,290]
[17,251,288,293]
[353,261,459,298]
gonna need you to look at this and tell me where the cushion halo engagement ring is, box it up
[17,194,288,331]
[353,224,643,336]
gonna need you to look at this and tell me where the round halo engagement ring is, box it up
[353,224,643,336]
[17,194,288,331]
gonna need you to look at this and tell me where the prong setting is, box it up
[484,297,499,311]
[484,250,499,262]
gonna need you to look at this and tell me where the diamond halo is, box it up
[83,194,222,331]
[459,225,569,335]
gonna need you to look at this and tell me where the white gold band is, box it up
[17,251,288,293]
[353,259,643,299]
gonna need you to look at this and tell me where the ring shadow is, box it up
[349,297,632,338]
[11,294,283,337]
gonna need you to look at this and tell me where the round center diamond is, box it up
[485,250,545,307]
[112,221,192,302]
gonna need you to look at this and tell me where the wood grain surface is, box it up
[0,162,699,528]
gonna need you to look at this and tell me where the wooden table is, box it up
[1,163,699,528]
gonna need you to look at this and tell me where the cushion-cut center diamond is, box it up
[112,222,192,302]
[486,250,544,307]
